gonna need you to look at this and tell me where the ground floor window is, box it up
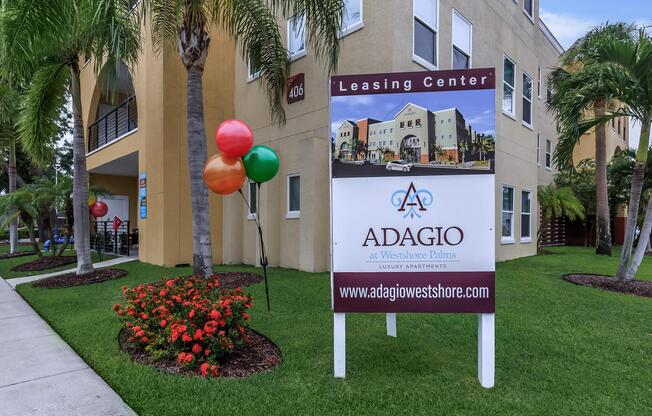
[502,185,514,243]
[521,190,531,241]
[287,174,300,219]
[545,139,552,169]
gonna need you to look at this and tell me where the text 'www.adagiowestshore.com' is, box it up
[338,283,490,302]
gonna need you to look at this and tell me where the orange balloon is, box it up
[203,154,246,195]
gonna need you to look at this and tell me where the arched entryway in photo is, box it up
[339,142,351,160]
[87,62,138,152]
[399,135,421,163]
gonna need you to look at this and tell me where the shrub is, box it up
[114,274,253,377]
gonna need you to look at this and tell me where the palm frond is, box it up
[16,61,69,167]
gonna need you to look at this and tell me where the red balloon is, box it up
[90,201,109,218]
[215,120,254,157]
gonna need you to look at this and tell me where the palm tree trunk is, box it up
[25,217,42,258]
[594,98,611,255]
[8,139,18,254]
[186,65,213,278]
[69,61,94,275]
[616,120,651,280]
[625,195,652,279]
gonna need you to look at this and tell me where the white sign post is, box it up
[329,69,497,388]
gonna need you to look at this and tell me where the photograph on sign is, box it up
[330,68,496,314]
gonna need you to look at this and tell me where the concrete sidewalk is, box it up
[0,270,137,415]
[7,256,138,288]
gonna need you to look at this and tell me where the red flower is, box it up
[182,333,192,342]
[184,353,194,363]
[178,352,187,364]
[166,279,175,287]
[209,310,221,320]
[188,309,196,318]
[204,349,211,356]
[193,329,204,341]
[192,344,203,354]
[136,330,145,338]
[200,362,210,377]
[133,326,142,332]
[159,289,168,297]
[112,304,121,312]
[242,313,250,320]
[160,320,167,327]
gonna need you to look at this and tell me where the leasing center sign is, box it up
[330,68,496,313]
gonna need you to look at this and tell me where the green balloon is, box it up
[243,145,280,183]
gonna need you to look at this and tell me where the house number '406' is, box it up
[287,73,305,104]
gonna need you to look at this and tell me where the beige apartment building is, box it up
[81,0,564,271]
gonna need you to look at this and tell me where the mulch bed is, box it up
[11,255,76,272]
[118,328,282,378]
[213,272,263,289]
[0,251,36,260]
[32,268,128,289]
[563,274,652,298]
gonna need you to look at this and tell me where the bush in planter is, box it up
[114,275,252,377]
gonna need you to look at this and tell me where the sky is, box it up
[330,89,495,139]
[540,0,651,149]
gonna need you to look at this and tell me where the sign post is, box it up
[329,68,496,388]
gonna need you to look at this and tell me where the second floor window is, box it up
[523,72,533,126]
[452,10,471,69]
[288,13,306,61]
[503,56,515,116]
[524,0,534,19]
[545,139,552,169]
[341,0,362,35]
[413,0,438,68]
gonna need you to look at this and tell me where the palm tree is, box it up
[140,0,344,277]
[548,23,636,257]
[537,185,585,252]
[0,186,42,257]
[0,81,20,254]
[547,27,652,280]
[0,0,141,275]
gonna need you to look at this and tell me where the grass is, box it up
[17,247,652,416]
[0,245,116,279]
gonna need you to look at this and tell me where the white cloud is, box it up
[540,9,597,49]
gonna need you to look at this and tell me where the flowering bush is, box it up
[113,274,253,377]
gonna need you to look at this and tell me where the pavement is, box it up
[0,258,138,416]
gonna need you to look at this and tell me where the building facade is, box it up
[81,0,564,271]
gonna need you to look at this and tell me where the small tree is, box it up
[537,185,585,251]
[0,187,42,257]
[555,159,596,246]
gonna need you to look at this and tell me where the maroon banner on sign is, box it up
[333,272,495,313]
[331,68,495,97]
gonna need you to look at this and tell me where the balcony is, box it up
[88,95,138,153]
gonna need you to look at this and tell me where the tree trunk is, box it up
[616,120,651,280]
[594,98,611,255]
[625,196,652,279]
[69,61,94,275]
[8,139,18,254]
[185,65,214,278]
[25,217,42,258]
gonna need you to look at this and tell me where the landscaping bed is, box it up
[210,271,262,289]
[32,268,128,288]
[119,327,281,378]
[11,255,76,272]
[563,273,652,297]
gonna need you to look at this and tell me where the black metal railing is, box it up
[91,220,133,256]
[88,96,137,152]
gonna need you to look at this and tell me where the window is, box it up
[502,186,515,242]
[536,134,540,165]
[247,56,261,81]
[413,0,438,69]
[545,139,552,170]
[248,181,257,219]
[522,72,533,126]
[537,67,541,98]
[524,0,534,19]
[287,174,300,219]
[341,0,363,36]
[521,190,532,241]
[400,121,405,129]
[407,120,413,128]
[416,118,422,127]
[452,10,471,69]
[503,55,516,116]
[288,13,306,61]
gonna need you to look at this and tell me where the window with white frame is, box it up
[247,56,261,81]
[248,181,257,219]
[288,13,306,61]
[452,10,471,69]
[503,55,515,116]
[545,139,552,169]
[287,174,300,218]
[521,190,532,240]
[536,134,540,165]
[523,72,533,126]
[537,67,542,98]
[502,186,515,242]
[413,0,438,69]
[341,0,362,35]
[524,0,534,19]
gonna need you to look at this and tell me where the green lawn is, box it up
[0,246,116,279]
[17,247,652,415]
